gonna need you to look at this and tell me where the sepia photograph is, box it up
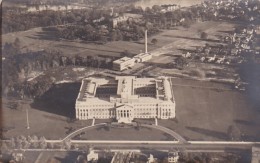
[1,0,260,162]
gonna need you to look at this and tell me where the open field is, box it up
[77,126,175,141]
[2,21,235,59]
[137,78,260,141]
[2,78,260,141]
[2,27,156,58]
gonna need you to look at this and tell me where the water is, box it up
[134,0,204,9]
[27,5,87,12]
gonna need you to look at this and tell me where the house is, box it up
[161,4,179,13]
[87,149,98,162]
[168,151,179,163]
[251,147,260,163]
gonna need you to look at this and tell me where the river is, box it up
[134,0,204,8]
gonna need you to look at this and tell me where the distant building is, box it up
[168,151,179,163]
[111,13,142,28]
[75,76,176,123]
[12,152,24,162]
[133,49,152,63]
[111,16,128,28]
[147,154,157,163]
[113,30,152,71]
[111,152,132,163]
[161,4,179,13]
[87,149,98,162]
[252,147,260,163]
[113,57,136,71]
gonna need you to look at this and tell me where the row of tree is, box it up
[2,39,117,99]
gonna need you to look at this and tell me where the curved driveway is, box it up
[141,124,187,143]
[58,123,187,144]
[62,123,107,142]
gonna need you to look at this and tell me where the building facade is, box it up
[112,57,136,71]
[75,76,176,123]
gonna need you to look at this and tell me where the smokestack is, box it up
[145,30,148,53]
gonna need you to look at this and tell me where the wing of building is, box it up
[75,76,176,123]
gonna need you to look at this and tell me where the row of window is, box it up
[77,105,114,108]
[77,108,173,112]
[77,113,174,119]
[77,104,174,108]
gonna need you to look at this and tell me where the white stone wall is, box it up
[76,101,175,120]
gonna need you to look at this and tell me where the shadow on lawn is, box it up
[31,82,81,119]
[237,62,260,109]
[26,30,60,41]
[185,126,228,140]
[234,119,258,127]
[174,36,220,43]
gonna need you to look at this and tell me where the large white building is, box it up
[75,76,176,123]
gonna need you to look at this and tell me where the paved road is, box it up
[12,140,260,154]
[70,140,260,152]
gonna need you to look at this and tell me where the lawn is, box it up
[163,78,260,141]
[2,21,235,59]
[2,78,259,141]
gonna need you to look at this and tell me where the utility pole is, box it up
[26,107,30,129]
[145,30,148,54]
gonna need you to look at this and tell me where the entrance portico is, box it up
[116,105,133,123]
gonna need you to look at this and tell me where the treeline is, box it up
[2,40,116,99]
[2,9,90,33]
[56,21,160,42]
[5,0,138,6]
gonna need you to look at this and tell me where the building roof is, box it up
[76,76,175,104]
[113,57,135,64]
[134,52,151,59]
[252,147,260,163]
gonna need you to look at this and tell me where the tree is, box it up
[1,142,9,154]
[31,135,39,148]
[227,125,241,141]
[151,38,158,45]
[152,5,162,12]
[200,32,208,40]
[121,50,132,57]
[39,136,47,149]
[175,56,188,70]
[13,37,21,49]
[145,7,152,13]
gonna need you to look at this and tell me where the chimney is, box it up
[145,30,148,53]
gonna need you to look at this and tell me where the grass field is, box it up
[2,21,235,58]
[2,27,155,58]
[2,78,259,141]
[78,126,175,141]
[138,78,260,141]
